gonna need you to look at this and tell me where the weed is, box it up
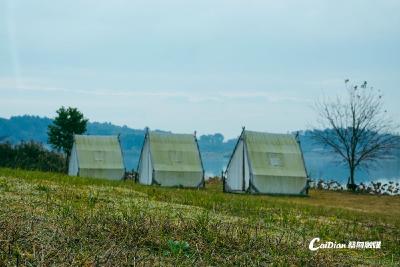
[166,240,190,256]
[0,178,10,191]
[35,184,50,193]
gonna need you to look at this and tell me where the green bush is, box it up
[0,141,66,172]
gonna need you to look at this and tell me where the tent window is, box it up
[169,151,183,164]
[94,151,105,162]
[269,153,283,167]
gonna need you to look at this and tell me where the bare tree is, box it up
[312,80,399,190]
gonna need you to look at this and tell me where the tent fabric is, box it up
[154,171,203,188]
[137,131,204,187]
[138,135,153,185]
[68,144,78,176]
[224,140,250,191]
[225,130,308,195]
[252,175,307,195]
[68,135,125,180]
[149,132,203,173]
[79,169,125,180]
[245,131,307,178]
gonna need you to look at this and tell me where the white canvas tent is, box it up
[137,130,205,188]
[68,135,125,180]
[224,129,308,195]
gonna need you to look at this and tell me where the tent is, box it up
[224,129,308,195]
[68,135,125,180]
[137,130,205,188]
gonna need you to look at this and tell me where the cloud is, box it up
[0,77,312,105]
[4,0,21,86]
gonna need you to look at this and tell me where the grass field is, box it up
[0,168,399,266]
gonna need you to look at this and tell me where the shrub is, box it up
[0,141,66,172]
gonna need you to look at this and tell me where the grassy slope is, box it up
[0,168,399,266]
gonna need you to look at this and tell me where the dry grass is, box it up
[304,190,400,219]
[0,168,399,266]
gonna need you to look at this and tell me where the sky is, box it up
[1,0,400,139]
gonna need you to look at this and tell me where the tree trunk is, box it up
[347,166,357,191]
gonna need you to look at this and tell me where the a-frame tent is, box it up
[137,130,205,188]
[224,128,308,195]
[68,135,125,180]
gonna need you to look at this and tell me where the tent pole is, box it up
[194,131,206,188]
[296,131,310,195]
[242,140,246,192]
[136,128,149,183]
[222,170,225,192]
[117,133,127,179]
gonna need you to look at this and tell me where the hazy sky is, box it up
[1,0,399,138]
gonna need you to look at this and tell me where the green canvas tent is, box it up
[68,135,125,180]
[137,130,205,188]
[224,129,308,195]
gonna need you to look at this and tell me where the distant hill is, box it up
[0,115,235,176]
[1,115,399,182]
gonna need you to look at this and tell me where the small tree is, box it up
[48,107,88,169]
[312,80,399,190]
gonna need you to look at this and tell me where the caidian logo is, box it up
[309,238,381,251]
[309,238,346,251]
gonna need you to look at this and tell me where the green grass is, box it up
[0,168,399,266]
